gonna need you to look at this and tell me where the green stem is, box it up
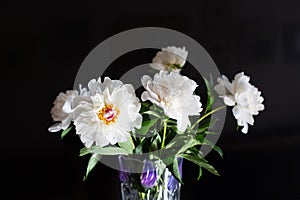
[161,119,168,149]
[191,105,226,130]
[130,136,135,150]
[139,192,145,199]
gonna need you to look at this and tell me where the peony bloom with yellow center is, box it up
[150,46,188,72]
[141,70,203,132]
[73,77,142,148]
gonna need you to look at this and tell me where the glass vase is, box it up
[118,155,183,200]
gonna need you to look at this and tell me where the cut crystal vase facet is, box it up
[119,155,183,200]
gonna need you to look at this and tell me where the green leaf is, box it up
[185,146,200,156]
[209,73,214,88]
[118,138,134,154]
[195,134,205,143]
[60,126,73,139]
[203,77,215,113]
[196,118,211,131]
[162,155,175,167]
[167,119,177,124]
[172,158,183,184]
[198,117,211,127]
[211,144,223,158]
[195,118,218,134]
[177,137,201,155]
[197,166,202,181]
[194,135,223,158]
[79,146,129,157]
[179,154,220,176]
[164,134,203,172]
[83,153,101,181]
[196,126,207,134]
[134,138,146,154]
[165,135,189,150]
[204,131,218,135]
[150,130,161,151]
[164,157,183,184]
[164,134,201,157]
[141,111,162,119]
[140,101,151,114]
[202,138,223,158]
[135,118,158,135]
[167,125,184,134]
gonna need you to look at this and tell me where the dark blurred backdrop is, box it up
[2,0,300,199]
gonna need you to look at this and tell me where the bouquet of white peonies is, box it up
[48,46,265,200]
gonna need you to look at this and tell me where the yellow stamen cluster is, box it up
[97,104,120,125]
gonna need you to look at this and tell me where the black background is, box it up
[2,0,300,199]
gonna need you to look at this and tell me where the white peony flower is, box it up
[214,72,265,133]
[141,70,203,132]
[73,77,142,148]
[150,46,188,72]
[48,90,79,132]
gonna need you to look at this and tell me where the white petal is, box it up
[88,79,99,95]
[141,75,152,88]
[232,105,241,120]
[133,114,142,129]
[241,123,248,134]
[257,104,265,111]
[214,84,226,96]
[177,115,190,132]
[181,95,202,116]
[62,96,74,113]
[48,123,62,132]
[105,125,130,145]
[149,63,166,71]
[141,91,160,105]
[60,117,72,130]
[80,134,94,148]
[123,84,135,95]
[100,77,124,93]
[223,95,235,106]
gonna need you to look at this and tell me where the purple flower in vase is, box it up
[140,160,157,188]
[118,155,129,182]
[167,157,183,192]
